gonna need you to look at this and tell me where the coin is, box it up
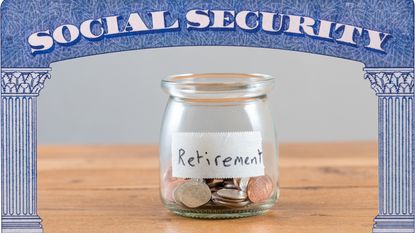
[216,189,247,200]
[212,198,250,208]
[223,179,234,184]
[247,175,273,203]
[207,179,224,188]
[163,179,186,202]
[204,178,215,184]
[173,182,186,204]
[233,178,240,187]
[212,192,246,203]
[224,183,238,189]
[174,181,211,208]
[209,186,222,192]
[238,177,250,192]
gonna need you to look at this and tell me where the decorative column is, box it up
[365,68,414,233]
[1,68,51,233]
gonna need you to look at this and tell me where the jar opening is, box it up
[161,73,275,100]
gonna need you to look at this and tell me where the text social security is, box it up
[28,9,392,55]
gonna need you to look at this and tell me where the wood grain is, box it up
[37,142,378,233]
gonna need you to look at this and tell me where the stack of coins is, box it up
[163,166,274,209]
[212,189,250,207]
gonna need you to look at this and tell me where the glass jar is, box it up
[159,73,279,219]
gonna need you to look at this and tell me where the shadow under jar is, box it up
[160,73,279,219]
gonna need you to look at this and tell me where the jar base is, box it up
[166,201,276,219]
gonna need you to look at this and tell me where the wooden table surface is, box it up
[38,142,378,233]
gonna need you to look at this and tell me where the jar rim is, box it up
[161,73,275,100]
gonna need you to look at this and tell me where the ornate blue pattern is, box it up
[364,68,415,233]
[0,0,414,68]
[1,69,51,95]
[365,69,414,94]
[1,69,49,233]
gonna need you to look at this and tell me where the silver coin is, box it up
[216,189,247,200]
[174,181,211,208]
[238,177,250,192]
[224,183,238,189]
[212,198,250,208]
[212,191,242,202]
[225,200,250,208]
[173,182,186,204]
[233,178,240,187]
[212,195,246,203]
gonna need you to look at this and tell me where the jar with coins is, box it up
[160,73,279,218]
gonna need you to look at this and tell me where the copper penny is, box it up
[247,175,273,203]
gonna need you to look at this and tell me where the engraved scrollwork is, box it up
[364,69,414,94]
[1,69,51,95]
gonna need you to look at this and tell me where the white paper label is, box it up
[171,131,264,179]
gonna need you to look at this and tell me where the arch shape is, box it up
[0,0,413,68]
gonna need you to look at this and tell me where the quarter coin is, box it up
[174,181,211,208]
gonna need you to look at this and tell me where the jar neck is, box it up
[161,73,275,101]
[170,95,268,105]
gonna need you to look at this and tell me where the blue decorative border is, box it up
[1,0,414,68]
[0,1,414,233]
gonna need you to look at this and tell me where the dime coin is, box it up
[216,189,247,200]
[174,181,211,208]
[247,175,273,203]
